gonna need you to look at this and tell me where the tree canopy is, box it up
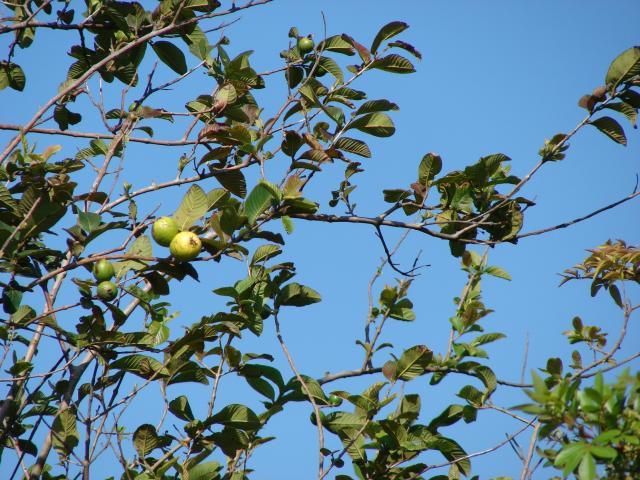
[0,1,639,479]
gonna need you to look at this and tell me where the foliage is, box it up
[0,2,638,479]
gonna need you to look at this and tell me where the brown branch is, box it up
[288,213,459,241]
[515,190,640,240]
[0,351,81,382]
[580,351,640,378]
[520,421,541,480]
[413,418,536,477]
[362,230,413,368]
[98,158,255,213]
[0,20,114,34]
[373,225,426,277]
[0,123,202,146]
[274,311,326,478]
[318,365,532,388]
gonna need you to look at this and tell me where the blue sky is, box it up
[1,1,639,478]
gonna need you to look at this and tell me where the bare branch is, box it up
[274,311,326,478]
[520,422,541,480]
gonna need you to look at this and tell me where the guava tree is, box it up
[0,1,639,479]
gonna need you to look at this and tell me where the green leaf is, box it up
[391,394,421,425]
[115,235,152,278]
[276,283,322,307]
[609,284,623,308]
[590,444,618,460]
[531,370,549,396]
[473,365,497,395]
[457,384,483,404]
[186,462,223,480]
[283,197,319,214]
[341,34,371,63]
[133,424,161,457]
[0,183,18,213]
[78,212,101,234]
[555,442,586,476]
[324,105,345,126]
[208,404,260,430]
[207,188,230,210]
[244,183,275,225]
[282,130,304,157]
[299,149,331,163]
[323,412,367,432]
[334,137,371,158]
[317,56,343,83]
[169,396,194,421]
[317,35,355,56]
[418,153,443,184]
[355,99,399,116]
[621,89,640,108]
[389,298,416,321]
[173,184,209,230]
[110,354,169,379]
[432,437,471,476]
[18,187,67,241]
[182,24,212,61]
[246,376,275,400]
[346,112,395,137]
[603,101,638,127]
[388,40,423,59]
[371,21,409,54]
[52,408,79,458]
[578,452,596,480]
[0,62,26,91]
[594,429,622,444]
[299,84,319,105]
[428,404,467,430]
[395,345,433,381]
[484,265,511,281]
[56,113,84,142]
[2,287,23,314]
[152,41,188,74]
[589,116,627,145]
[10,305,35,324]
[214,83,237,105]
[251,244,282,265]
[383,189,411,203]
[371,54,416,74]
[605,46,640,88]
[286,65,304,89]
[281,215,294,234]
[471,332,506,347]
[214,170,247,198]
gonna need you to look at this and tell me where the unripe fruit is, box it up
[309,410,327,426]
[297,36,314,54]
[97,281,118,301]
[170,231,202,261]
[152,216,179,247]
[92,259,115,282]
[328,394,343,407]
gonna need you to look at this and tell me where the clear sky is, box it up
[1,1,639,478]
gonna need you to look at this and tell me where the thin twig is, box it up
[520,422,541,480]
[274,311,326,479]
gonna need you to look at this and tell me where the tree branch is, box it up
[0,123,202,146]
